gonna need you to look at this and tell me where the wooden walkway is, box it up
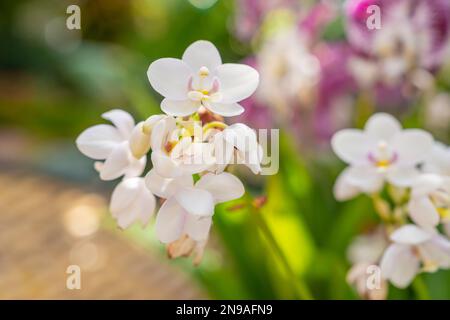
[0,169,204,299]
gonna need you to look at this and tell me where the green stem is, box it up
[412,276,430,300]
[251,207,313,300]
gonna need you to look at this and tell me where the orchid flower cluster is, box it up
[332,113,450,299]
[76,40,262,264]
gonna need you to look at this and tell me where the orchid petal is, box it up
[196,172,245,204]
[147,58,192,100]
[216,63,259,103]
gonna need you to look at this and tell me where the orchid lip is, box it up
[367,152,398,168]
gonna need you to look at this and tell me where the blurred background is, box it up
[0,0,449,299]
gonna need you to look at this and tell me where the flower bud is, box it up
[129,122,151,159]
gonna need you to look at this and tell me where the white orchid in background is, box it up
[76,109,147,180]
[256,27,320,114]
[332,113,433,198]
[380,225,450,288]
[76,40,263,265]
[147,40,259,117]
[333,112,450,296]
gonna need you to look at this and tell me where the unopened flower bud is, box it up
[130,122,151,159]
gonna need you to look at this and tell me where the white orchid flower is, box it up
[145,170,245,243]
[408,174,450,229]
[76,109,147,180]
[380,224,450,288]
[150,116,215,178]
[147,40,259,117]
[423,142,450,176]
[213,123,262,174]
[332,113,433,196]
[109,177,156,229]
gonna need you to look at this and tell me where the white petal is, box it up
[76,124,122,160]
[123,156,146,179]
[390,224,433,245]
[419,236,450,269]
[110,178,140,215]
[133,184,156,227]
[150,116,177,151]
[143,114,166,132]
[205,102,244,117]
[102,109,135,138]
[391,130,434,166]
[346,166,384,193]
[380,243,420,288]
[333,168,362,201]
[408,197,440,229]
[411,174,444,197]
[184,215,212,241]
[98,142,132,180]
[241,148,262,174]
[213,132,234,168]
[172,140,216,174]
[151,151,186,178]
[216,63,259,103]
[196,172,245,204]
[386,166,419,187]
[182,40,222,72]
[147,58,192,100]
[110,178,155,229]
[331,129,372,165]
[155,197,186,243]
[161,99,200,117]
[364,113,401,141]
[224,123,258,152]
[129,122,151,159]
[175,187,215,217]
[145,169,193,199]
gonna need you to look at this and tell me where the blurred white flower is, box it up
[423,142,450,176]
[333,167,363,201]
[332,113,433,197]
[256,27,320,114]
[145,170,245,243]
[147,40,259,117]
[76,109,146,180]
[213,123,262,174]
[380,224,450,288]
[347,263,388,300]
[346,228,389,300]
[408,174,450,228]
[425,93,450,131]
[347,228,388,265]
[109,177,156,229]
